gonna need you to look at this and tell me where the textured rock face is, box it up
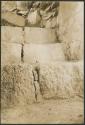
[16,1,28,11]
[63,41,84,61]
[1,1,17,11]
[58,2,84,60]
[1,43,21,66]
[1,26,23,44]
[1,64,35,109]
[39,61,84,99]
[1,61,84,109]
[24,43,65,63]
[1,1,59,29]
[24,27,57,43]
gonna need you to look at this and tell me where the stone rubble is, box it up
[1,1,59,29]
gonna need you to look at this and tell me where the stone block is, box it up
[1,42,21,66]
[1,26,24,44]
[1,64,35,108]
[39,61,84,99]
[2,12,25,26]
[24,27,57,43]
[24,43,65,63]
[16,1,28,11]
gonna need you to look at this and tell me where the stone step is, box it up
[24,27,57,44]
[1,61,83,108]
[24,43,65,63]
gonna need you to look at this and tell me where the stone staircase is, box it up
[1,1,84,109]
[1,26,83,109]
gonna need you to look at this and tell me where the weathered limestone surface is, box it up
[1,43,21,66]
[1,61,83,109]
[39,61,84,99]
[24,27,57,43]
[1,64,35,109]
[63,41,84,61]
[2,12,25,27]
[1,26,24,44]
[58,2,84,60]
[24,43,65,63]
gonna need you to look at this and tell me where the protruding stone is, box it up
[1,1,17,12]
[2,12,25,26]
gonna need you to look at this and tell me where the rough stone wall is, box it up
[1,1,84,109]
[1,1,59,28]
[58,2,84,60]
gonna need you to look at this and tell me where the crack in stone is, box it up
[21,43,24,62]
[21,27,25,63]
[32,62,43,102]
